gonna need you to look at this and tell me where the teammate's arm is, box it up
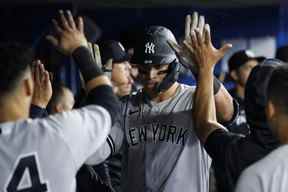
[45,10,120,167]
[169,12,235,123]
[183,22,232,143]
[46,10,119,121]
[214,84,235,123]
[179,21,247,190]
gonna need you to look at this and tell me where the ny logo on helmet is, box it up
[145,42,155,54]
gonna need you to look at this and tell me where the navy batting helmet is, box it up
[131,26,180,92]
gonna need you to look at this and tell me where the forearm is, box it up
[73,47,120,124]
[72,46,111,91]
[214,84,234,123]
[193,69,218,143]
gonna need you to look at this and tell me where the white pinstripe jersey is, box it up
[0,105,111,192]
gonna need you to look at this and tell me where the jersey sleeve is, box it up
[35,105,112,168]
[85,110,124,165]
[204,129,242,164]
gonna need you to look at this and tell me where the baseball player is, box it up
[77,40,133,192]
[235,65,288,192]
[122,13,236,192]
[227,50,264,135]
[186,12,283,192]
[0,10,119,192]
[99,40,133,97]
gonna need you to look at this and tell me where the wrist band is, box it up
[72,46,103,82]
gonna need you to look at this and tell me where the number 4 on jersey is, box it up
[6,154,48,192]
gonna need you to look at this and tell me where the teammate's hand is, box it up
[46,10,88,55]
[87,42,102,66]
[168,12,205,74]
[31,60,53,108]
[183,23,232,72]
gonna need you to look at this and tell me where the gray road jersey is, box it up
[0,105,111,192]
[123,84,211,192]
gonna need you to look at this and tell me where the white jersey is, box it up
[0,105,111,192]
[123,84,211,192]
[236,144,288,192]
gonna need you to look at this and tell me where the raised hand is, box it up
[46,10,88,55]
[184,24,232,72]
[185,12,205,42]
[168,12,205,74]
[87,42,102,67]
[31,60,52,108]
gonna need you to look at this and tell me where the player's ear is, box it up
[266,100,276,121]
[23,77,33,97]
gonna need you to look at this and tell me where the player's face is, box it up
[23,68,34,102]
[237,60,258,86]
[111,61,133,97]
[138,64,169,90]
[130,63,139,81]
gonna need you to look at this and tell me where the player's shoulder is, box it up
[259,145,288,169]
[0,119,30,135]
[241,145,288,179]
[0,118,57,141]
[54,105,110,119]
[236,144,288,192]
[32,105,110,131]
